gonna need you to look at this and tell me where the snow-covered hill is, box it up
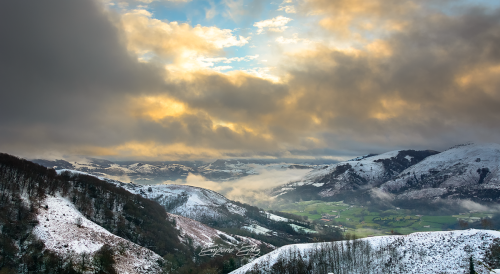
[34,195,163,274]
[273,143,500,204]
[273,149,437,199]
[231,229,500,274]
[379,143,500,201]
[53,169,305,247]
[112,182,247,223]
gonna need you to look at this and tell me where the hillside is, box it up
[171,213,274,250]
[112,182,247,225]
[380,143,500,201]
[273,143,500,208]
[0,153,186,273]
[0,153,280,273]
[273,149,438,201]
[231,229,500,274]
[34,195,163,273]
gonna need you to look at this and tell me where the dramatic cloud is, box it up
[300,0,416,39]
[0,0,165,156]
[1,0,499,160]
[121,9,249,72]
[279,7,500,153]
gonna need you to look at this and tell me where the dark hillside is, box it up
[0,153,189,272]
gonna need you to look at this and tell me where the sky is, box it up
[1,0,500,161]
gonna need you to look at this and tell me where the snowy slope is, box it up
[171,214,273,249]
[274,149,437,198]
[380,143,500,200]
[33,195,163,274]
[230,229,500,274]
[113,182,247,222]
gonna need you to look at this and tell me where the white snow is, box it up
[266,212,289,222]
[380,143,500,196]
[242,224,272,235]
[33,195,163,274]
[231,229,500,274]
[172,214,274,249]
[276,150,403,196]
[289,224,316,234]
[105,182,248,222]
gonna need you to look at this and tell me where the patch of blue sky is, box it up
[146,0,280,29]
[111,0,304,73]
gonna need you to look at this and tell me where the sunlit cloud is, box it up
[254,16,293,34]
[300,0,416,39]
[122,9,248,61]
[131,96,189,121]
[276,33,311,44]
[278,5,296,14]
[2,0,500,161]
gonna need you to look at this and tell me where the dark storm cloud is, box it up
[172,73,289,123]
[1,0,499,160]
[0,0,166,150]
[0,0,287,159]
[282,6,500,153]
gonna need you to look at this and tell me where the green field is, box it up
[270,200,494,238]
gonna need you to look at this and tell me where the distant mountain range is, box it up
[273,143,500,206]
[33,158,328,184]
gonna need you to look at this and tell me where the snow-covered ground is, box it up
[113,182,248,222]
[274,150,409,197]
[230,229,500,274]
[55,169,248,223]
[289,224,316,234]
[274,143,500,201]
[242,224,273,235]
[380,143,500,198]
[33,195,163,274]
[172,214,274,249]
[266,212,288,222]
[306,150,401,182]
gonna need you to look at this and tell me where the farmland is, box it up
[270,200,494,237]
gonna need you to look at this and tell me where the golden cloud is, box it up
[254,16,293,34]
[302,0,416,39]
[121,9,248,62]
[131,96,189,121]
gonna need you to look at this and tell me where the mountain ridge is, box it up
[273,143,500,206]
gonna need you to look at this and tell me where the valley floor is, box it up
[272,200,494,237]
